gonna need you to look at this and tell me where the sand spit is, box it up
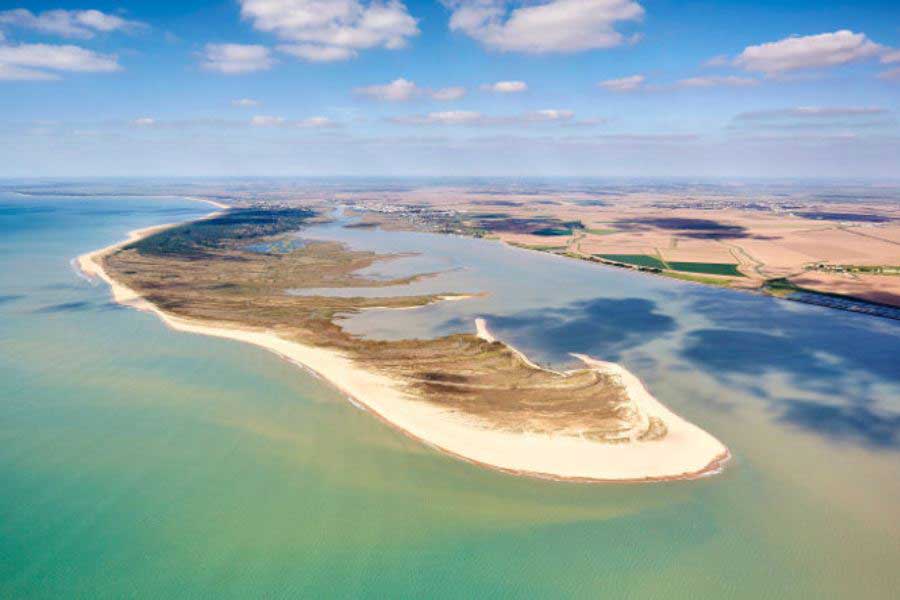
[77,209,729,483]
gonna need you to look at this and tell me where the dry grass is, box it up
[103,209,654,442]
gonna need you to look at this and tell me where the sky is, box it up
[0,0,898,179]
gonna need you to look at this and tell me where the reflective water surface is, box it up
[1,195,899,598]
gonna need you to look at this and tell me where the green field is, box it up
[667,262,744,277]
[509,242,567,252]
[596,254,666,269]
[596,255,744,277]
[532,227,574,236]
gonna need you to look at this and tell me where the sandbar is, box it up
[77,205,730,482]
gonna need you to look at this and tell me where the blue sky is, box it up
[1,0,898,178]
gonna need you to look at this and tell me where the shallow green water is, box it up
[2,195,899,598]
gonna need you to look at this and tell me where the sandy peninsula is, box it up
[78,204,729,483]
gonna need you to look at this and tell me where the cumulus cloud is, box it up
[354,78,466,101]
[355,77,418,101]
[881,50,900,64]
[445,0,644,53]
[481,80,527,93]
[202,44,274,74]
[132,117,155,126]
[277,43,355,62]
[0,8,144,39]
[391,108,578,125]
[239,0,418,62]
[597,74,644,92]
[232,98,260,107]
[0,43,120,80]
[734,30,883,75]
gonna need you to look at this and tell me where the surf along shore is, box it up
[77,201,729,483]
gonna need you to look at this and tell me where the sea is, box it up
[1,192,899,598]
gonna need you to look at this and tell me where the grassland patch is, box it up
[596,254,667,269]
[126,208,315,259]
[666,262,745,277]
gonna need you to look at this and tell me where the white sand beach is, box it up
[77,207,729,482]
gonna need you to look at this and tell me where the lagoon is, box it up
[2,194,899,598]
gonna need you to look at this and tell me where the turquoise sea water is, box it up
[2,194,900,598]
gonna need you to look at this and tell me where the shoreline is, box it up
[77,204,730,483]
[508,240,900,321]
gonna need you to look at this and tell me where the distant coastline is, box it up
[513,244,900,322]
[77,200,729,483]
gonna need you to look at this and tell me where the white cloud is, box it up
[0,62,59,80]
[431,86,467,101]
[734,30,882,75]
[482,80,527,93]
[445,0,644,53]
[0,43,120,80]
[881,50,900,64]
[0,9,143,39]
[394,110,484,125]
[250,115,286,126]
[278,43,356,62]
[391,108,577,126]
[250,115,338,128]
[232,98,260,107]
[676,75,758,88]
[202,44,274,74]
[597,74,644,92]
[239,0,418,63]
[598,73,758,92]
[525,109,573,122]
[77,116,341,130]
[355,77,418,101]
[354,78,466,101]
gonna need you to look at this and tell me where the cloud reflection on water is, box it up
[681,288,900,449]
[447,296,677,366]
